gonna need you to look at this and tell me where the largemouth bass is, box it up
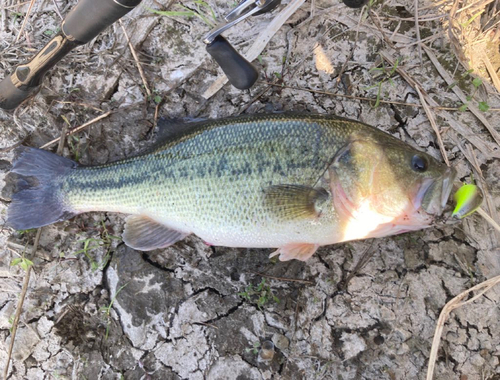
[7,114,456,261]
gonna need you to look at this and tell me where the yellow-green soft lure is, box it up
[452,184,483,219]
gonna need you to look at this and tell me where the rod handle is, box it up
[62,0,142,43]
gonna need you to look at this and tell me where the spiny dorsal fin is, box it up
[122,215,189,251]
[156,117,207,142]
[263,185,329,220]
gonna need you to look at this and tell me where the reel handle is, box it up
[206,36,258,90]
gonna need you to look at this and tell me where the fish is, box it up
[6,113,456,261]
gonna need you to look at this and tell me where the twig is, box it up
[39,110,112,149]
[466,143,484,178]
[380,51,500,159]
[336,5,365,86]
[423,45,500,146]
[414,0,423,65]
[476,207,500,234]
[3,2,31,10]
[248,271,314,285]
[426,274,500,380]
[238,83,274,114]
[119,20,152,98]
[3,228,41,380]
[382,14,447,22]
[264,82,500,111]
[368,9,397,49]
[455,0,495,14]
[153,101,160,128]
[482,53,500,93]
[414,86,450,165]
[54,124,70,159]
[467,144,500,243]
[191,321,218,329]
[340,240,376,290]
[54,101,104,113]
[14,0,37,44]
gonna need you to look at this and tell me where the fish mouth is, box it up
[417,167,457,215]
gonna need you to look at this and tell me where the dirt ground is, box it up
[0,0,500,379]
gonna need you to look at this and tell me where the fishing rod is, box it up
[0,0,368,110]
[0,0,272,109]
[0,0,144,110]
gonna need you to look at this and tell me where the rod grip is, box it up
[0,35,78,110]
[0,0,142,109]
[206,36,258,90]
[62,0,142,43]
[0,76,38,110]
[342,0,368,8]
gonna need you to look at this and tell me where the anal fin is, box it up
[269,243,319,262]
[123,215,188,251]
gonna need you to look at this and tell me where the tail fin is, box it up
[7,146,78,230]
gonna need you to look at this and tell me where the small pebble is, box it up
[259,340,275,361]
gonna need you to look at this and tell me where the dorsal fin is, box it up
[156,117,207,142]
[137,117,208,156]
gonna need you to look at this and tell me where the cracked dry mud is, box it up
[1,0,500,379]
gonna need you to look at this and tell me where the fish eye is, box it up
[411,154,428,172]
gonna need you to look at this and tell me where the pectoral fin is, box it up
[123,215,188,251]
[264,185,329,220]
[269,243,320,261]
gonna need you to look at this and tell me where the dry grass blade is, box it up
[336,5,365,85]
[456,0,495,15]
[119,20,152,98]
[327,5,414,44]
[380,51,500,159]
[466,143,484,178]
[39,110,113,149]
[377,52,447,165]
[426,274,500,380]
[414,0,423,65]
[467,144,500,243]
[423,46,500,147]
[248,271,314,285]
[482,53,500,93]
[51,0,63,20]
[3,227,42,380]
[340,240,376,291]
[414,86,450,165]
[266,82,500,111]
[476,207,500,233]
[14,0,37,44]
[3,2,31,10]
